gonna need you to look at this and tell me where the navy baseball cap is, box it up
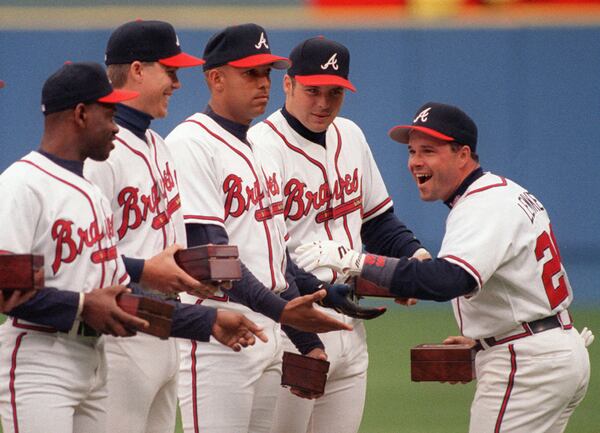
[287,36,356,92]
[389,102,478,151]
[41,62,139,115]
[105,20,204,68]
[203,23,290,71]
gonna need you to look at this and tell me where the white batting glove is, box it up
[295,240,365,277]
[580,327,595,348]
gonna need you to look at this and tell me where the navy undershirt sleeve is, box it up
[362,257,477,301]
[186,223,287,322]
[6,287,80,331]
[361,208,423,258]
[122,256,145,283]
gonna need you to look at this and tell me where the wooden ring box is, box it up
[174,245,241,291]
[117,293,174,340]
[410,343,477,382]
[281,351,330,395]
[0,254,44,293]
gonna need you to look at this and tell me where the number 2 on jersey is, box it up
[535,225,568,309]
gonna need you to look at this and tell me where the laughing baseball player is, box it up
[299,102,591,433]
[248,36,428,433]
[166,24,355,433]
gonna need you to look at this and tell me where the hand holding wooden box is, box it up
[117,293,174,340]
[410,343,478,383]
[174,245,241,291]
[281,351,330,395]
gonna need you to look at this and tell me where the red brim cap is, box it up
[98,89,139,104]
[294,74,356,92]
[229,54,291,70]
[159,52,205,68]
[388,125,454,144]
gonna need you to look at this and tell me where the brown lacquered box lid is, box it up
[174,245,239,264]
[282,351,330,373]
[411,343,477,362]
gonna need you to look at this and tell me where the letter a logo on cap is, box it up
[255,32,269,49]
[321,53,339,71]
[414,107,431,123]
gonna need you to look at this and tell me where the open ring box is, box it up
[281,351,331,395]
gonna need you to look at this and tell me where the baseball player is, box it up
[84,20,270,433]
[298,102,591,433]
[0,61,149,433]
[248,36,428,433]
[166,24,355,433]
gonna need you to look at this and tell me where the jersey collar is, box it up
[444,167,484,209]
[204,105,250,144]
[115,103,153,142]
[37,149,84,177]
[281,105,327,147]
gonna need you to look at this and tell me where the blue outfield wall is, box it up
[0,26,598,303]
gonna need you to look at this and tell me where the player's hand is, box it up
[290,347,328,400]
[211,309,268,352]
[296,241,364,280]
[320,284,386,320]
[280,289,353,333]
[0,289,37,313]
[81,285,149,337]
[140,244,219,297]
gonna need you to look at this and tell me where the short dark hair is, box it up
[450,142,479,163]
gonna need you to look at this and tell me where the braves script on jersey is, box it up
[250,111,393,282]
[439,172,573,339]
[2,151,128,290]
[85,126,184,433]
[86,127,185,257]
[0,151,128,433]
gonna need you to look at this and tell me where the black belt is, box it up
[76,322,101,338]
[481,314,563,348]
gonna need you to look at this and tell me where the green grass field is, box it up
[1,305,598,433]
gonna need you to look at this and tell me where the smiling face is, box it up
[283,76,345,133]
[407,130,475,202]
[138,62,181,119]
[82,102,119,161]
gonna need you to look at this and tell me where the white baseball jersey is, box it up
[0,151,127,433]
[167,112,288,299]
[437,172,589,433]
[249,110,392,433]
[166,112,288,433]
[85,126,183,433]
[438,172,573,340]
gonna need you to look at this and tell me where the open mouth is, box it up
[416,174,432,184]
